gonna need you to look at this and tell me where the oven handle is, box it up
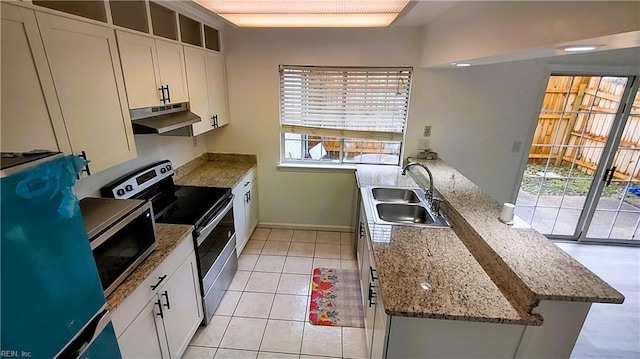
[195,197,233,245]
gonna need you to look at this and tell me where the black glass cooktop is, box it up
[154,186,231,227]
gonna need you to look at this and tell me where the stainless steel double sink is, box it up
[364,187,452,228]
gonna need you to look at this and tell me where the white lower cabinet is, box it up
[117,297,169,358]
[232,168,259,255]
[112,234,203,359]
[162,253,203,358]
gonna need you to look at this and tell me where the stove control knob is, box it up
[125,185,133,192]
[160,168,167,174]
[166,164,172,171]
[116,188,125,196]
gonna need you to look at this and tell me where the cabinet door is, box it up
[116,30,162,109]
[1,4,70,153]
[118,296,169,359]
[36,12,136,174]
[245,178,259,239]
[233,183,249,256]
[161,253,203,359]
[371,288,388,359]
[206,51,229,127]
[356,215,365,276]
[156,39,189,104]
[184,46,214,136]
[364,237,376,353]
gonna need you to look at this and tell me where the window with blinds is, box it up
[280,65,412,166]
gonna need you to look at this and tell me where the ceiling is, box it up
[393,1,457,27]
[186,0,458,28]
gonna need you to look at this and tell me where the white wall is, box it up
[205,27,423,229]
[414,59,550,204]
[420,1,640,67]
[415,47,640,205]
[204,25,640,228]
[74,134,207,198]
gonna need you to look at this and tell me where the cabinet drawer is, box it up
[232,168,256,195]
[111,233,194,337]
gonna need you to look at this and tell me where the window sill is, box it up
[277,162,357,172]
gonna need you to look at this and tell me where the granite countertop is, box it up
[174,153,257,188]
[355,161,623,323]
[364,208,539,325]
[106,223,193,310]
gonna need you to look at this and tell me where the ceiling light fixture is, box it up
[194,0,411,28]
[563,46,597,52]
[455,63,471,67]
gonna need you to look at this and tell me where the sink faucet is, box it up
[402,162,435,206]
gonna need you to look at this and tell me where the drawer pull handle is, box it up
[155,299,164,318]
[162,290,171,310]
[370,266,378,281]
[150,275,167,290]
[368,283,376,307]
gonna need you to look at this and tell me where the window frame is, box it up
[278,65,412,168]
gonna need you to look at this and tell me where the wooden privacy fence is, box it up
[529,75,640,181]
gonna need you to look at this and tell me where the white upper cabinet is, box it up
[184,46,211,136]
[184,46,229,136]
[206,51,230,128]
[36,11,136,174]
[1,4,70,153]
[117,31,189,109]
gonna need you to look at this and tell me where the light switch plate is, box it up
[511,141,522,152]
[423,125,431,137]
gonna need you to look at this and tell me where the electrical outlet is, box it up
[511,141,522,153]
[423,125,431,137]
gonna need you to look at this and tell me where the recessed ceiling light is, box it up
[194,0,411,27]
[563,46,597,52]
[455,63,471,67]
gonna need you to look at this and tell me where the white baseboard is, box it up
[257,222,354,232]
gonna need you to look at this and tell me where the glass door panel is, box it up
[516,75,628,237]
[587,88,640,241]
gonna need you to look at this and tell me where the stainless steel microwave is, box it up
[80,197,157,296]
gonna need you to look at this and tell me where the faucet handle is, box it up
[430,198,443,215]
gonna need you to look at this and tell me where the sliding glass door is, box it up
[516,75,639,244]
[586,87,640,242]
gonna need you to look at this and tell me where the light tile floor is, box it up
[186,228,367,359]
[555,242,640,359]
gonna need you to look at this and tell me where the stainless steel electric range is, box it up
[101,160,237,324]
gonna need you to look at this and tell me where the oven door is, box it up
[195,197,236,293]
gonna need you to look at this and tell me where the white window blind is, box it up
[280,65,412,142]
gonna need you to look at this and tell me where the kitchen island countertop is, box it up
[355,161,623,325]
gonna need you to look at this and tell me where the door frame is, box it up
[512,64,640,244]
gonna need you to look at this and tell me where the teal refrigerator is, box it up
[1,155,122,358]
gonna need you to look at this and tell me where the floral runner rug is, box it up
[309,267,365,328]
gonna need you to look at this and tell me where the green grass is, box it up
[521,164,622,197]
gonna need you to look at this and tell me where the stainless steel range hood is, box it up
[130,103,201,136]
